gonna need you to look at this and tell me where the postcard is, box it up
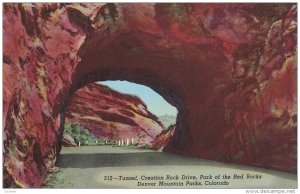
[2,2,297,191]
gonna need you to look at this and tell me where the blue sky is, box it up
[97,81,177,117]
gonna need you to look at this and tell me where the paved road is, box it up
[44,146,297,189]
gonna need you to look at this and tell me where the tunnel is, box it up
[69,29,232,155]
[63,80,178,148]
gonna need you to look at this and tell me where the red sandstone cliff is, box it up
[151,125,176,151]
[65,83,164,145]
[3,3,297,188]
[3,3,87,187]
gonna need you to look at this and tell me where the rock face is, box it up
[3,3,297,187]
[152,125,176,151]
[65,83,164,145]
[61,134,77,147]
[3,3,87,188]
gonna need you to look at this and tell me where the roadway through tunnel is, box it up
[44,145,297,188]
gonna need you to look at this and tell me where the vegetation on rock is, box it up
[64,123,95,145]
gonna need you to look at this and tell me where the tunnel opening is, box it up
[45,80,180,187]
[61,80,178,152]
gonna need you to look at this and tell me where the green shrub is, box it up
[64,123,94,145]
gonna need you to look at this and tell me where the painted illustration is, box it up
[3,3,297,189]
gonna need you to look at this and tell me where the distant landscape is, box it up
[158,115,176,128]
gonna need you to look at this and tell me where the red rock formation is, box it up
[220,5,297,171]
[3,3,87,187]
[61,134,77,147]
[3,3,297,187]
[65,83,164,145]
[151,125,176,151]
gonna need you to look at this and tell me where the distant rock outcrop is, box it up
[158,115,176,128]
[65,83,164,145]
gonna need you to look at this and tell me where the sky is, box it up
[97,81,177,117]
